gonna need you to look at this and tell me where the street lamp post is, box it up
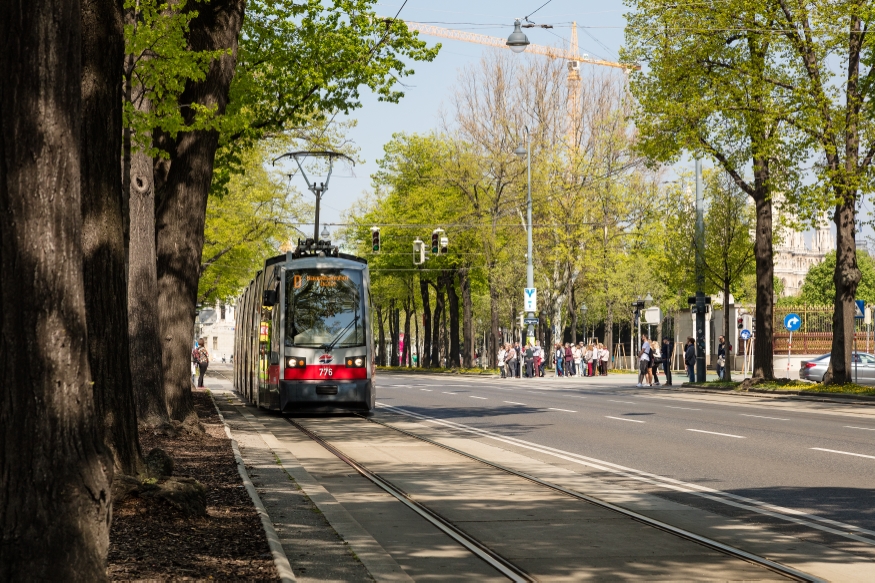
[515,128,534,346]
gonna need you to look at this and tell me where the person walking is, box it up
[650,340,661,386]
[716,336,727,380]
[505,343,517,381]
[636,334,651,387]
[498,344,507,378]
[684,337,696,383]
[661,337,673,385]
[534,342,544,377]
[196,337,210,388]
[600,344,610,375]
[524,343,535,378]
[564,343,574,377]
[555,343,564,376]
[191,341,200,385]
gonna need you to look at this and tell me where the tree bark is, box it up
[444,271,461,367]
[154,0,245,422]
[80,0,143,476]
[419,277,432,367]
[459,268,474,368]
[605,302,614,369]
[127,86,167,427]
[431,280,444,368]
[0,0,112,576]
[488,270,500,374]
[569,282,577,344]
[375,305,386,366]
[723,279,732,382]
[389,302,399,367]
[402,303,412,367]
[751,191,775,380]
[826,201,861,383]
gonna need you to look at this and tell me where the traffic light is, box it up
[431,229,441,254]
[440,236,448,254]
[413,238,425,265]
[370,226,380,252]
[737,316,744,330]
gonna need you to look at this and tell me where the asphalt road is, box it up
[374,373,875,542]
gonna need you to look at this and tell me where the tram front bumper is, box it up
[279,379,374,412]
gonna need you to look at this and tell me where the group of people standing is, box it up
[636,335,675,387]
[554,342,609,377]
[497,341,611,379]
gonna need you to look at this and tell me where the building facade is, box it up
[773,208,833,297]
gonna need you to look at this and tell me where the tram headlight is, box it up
[287,357,305,368]
[345,356,366,368]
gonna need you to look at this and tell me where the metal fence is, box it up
[772,305,873,354]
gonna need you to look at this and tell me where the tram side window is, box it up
[285,269,364,349]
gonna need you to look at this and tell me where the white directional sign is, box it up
[524,288,537,312]
[643,307,662,325]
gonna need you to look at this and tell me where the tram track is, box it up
[286,414,820,583]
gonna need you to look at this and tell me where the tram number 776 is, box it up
[319,366,334,377]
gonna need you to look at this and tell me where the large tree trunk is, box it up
[154,0,245,422]
[431,280,445,367]
[419,277,432,367]
[826,201,861,384]
[0,0,111,576]
[128,96,167,427]
[402,303,412,367]
[488,270,500,373]
[605,302,614,369]
[569,282,577,344]
[444,271,461,367]
[80,0,143,475]
[389,302,399,367]
[375,305,386,366]
[751,191,774,380]
[459,268,474,368]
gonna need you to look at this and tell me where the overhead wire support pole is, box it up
[695,158,706,383]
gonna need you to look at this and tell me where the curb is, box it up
[207,390,297,583]
[676,384,875,406]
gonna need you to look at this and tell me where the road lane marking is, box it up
[377,402,875,545]
[740,414,788,421]
[605,416,644,423]
[470,396,487,400]
[548,408,577,413]
[420,389,432,392]
[608,400,637,404]
[687,429,745,438]
[666,406,700,410]
[811,447,875,460]
[845,425,875,431]
[443,392,457,395]
[504,401,527,405]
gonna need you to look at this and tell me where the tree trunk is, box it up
[488,270,500,374]
[389,302,399,367]
[569,283,577,344]
[826,200,861,384]
[375,305,386,366]
[723,279,732,382]
[459,268,474,368]
[419,277,432,367]
[155,0,245,422]
[79,0,143,476]
[444,271,461,367]
[402,303,412,367]
[0,0,112,575]
[431,280,444,368]
[751,192,775,380]
[605,302,614,369]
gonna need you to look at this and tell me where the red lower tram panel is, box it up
[284,365,368,381]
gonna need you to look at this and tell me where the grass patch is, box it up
[748,378,875,397]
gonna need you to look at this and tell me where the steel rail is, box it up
[285,418,534,583]
[357,412,822,583]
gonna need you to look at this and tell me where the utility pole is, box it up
[695,158,706,382]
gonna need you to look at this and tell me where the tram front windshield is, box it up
[285,269,364,349]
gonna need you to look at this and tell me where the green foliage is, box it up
[799,251,875,306]
[198,146,308,303]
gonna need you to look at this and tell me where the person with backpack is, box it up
[636,334,651,387]
[195,337,210,388]
[684,337,697,383]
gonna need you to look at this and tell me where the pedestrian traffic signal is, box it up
[370,227,380,252]
[440,236,448,254]
[737,316,743,329]
[431,231,439,254]
[413,238,425,265]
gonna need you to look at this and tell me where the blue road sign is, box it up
[784,313,802,332]
[855,299,865,319]
[740,329,752,340]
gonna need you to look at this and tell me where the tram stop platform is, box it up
[205,367,848,581]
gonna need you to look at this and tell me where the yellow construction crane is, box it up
[403,21,635,151]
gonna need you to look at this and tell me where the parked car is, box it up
[799,352,875,384]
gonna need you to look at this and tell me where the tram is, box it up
[233,238,374,412]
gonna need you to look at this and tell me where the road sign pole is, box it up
[787,331,792,375]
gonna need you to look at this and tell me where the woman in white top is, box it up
[572,344,582,378]
[599,344,610,375]
[497,345,507,378]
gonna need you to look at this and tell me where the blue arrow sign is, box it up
[783,313,802,332]
[740,329,751,340]
[855,299,865,320]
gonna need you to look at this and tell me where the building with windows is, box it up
[195,302,236,363]
[773,207,833,297]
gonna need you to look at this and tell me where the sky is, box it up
[305,0,633,231]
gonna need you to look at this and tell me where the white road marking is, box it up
[609,400,637,404]
[811,447,875,460]
[443,392,457,395]
[470,396,487,400]
[845,425,875,431]
[687,429,745,439]
[548,408,577,413]
[605,416,644,423]
[740,414,788,421]
[504,401,527,405]
[420,389,432,392]
[666,406,700,410]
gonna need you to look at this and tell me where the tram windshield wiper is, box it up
[322,315,359,352]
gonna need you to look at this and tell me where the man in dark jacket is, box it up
[661,337,673,385]
[684,337,696,383]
